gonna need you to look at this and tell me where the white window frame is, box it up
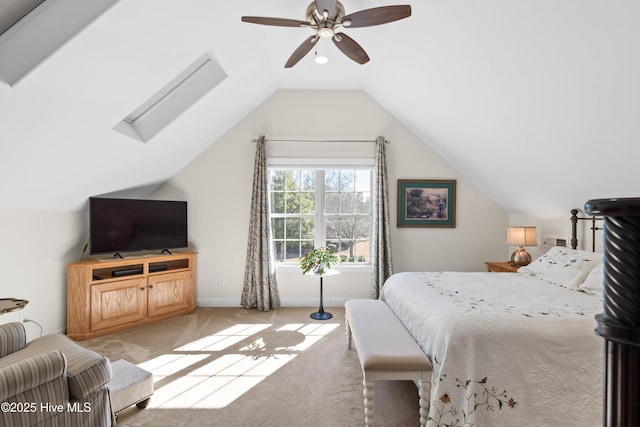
[268,158,375,272]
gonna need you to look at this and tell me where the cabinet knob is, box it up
[148,285,154,289]
[140,287,145,291]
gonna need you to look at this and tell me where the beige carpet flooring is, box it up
[83,307,420,426]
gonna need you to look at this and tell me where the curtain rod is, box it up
[250,138,390,144]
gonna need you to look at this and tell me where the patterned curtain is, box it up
[241,135,281,311]
[371,136,393,298]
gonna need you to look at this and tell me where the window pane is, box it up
[285,241,300,261]
[325,170,339,191]
[273,241,284,262]
[353,235,370,262]
[271,192,284,213]
[355,170,370,192]
[329,217,371,263]
[352,215,371,262]
[326,237,352,262]
[301,170,315,191]
[301,217,314,239]
[301,240,314,258]
[286,170,301,191]
[356,217,371,238]
[325,193,340,214]
[326,217,340,239]
[326,239,340,255]
[285,193,300,213]
[352,217,371,241]
[341,192,355,214]
[286,218,300,239]
[301,192,315,214]
[269,167,373,265]
[340,170,355,191]
[356,192,371,214]
[270,170,285,191]
[272,218,284,239]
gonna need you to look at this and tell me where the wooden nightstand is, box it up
[485,261,520,273]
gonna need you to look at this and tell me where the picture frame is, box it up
[397,179,456,228]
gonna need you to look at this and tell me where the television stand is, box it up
[67,251,197,340]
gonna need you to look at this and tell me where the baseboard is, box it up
[197,298,241,307]
[196,297,354,308]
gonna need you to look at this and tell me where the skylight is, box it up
[113,51,227,143]
[0,0,45,36]
[0,0,118,85]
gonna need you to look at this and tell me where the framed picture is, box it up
[397,179,456,228]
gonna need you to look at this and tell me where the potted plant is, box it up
[300,247,340,275]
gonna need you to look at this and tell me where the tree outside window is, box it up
[269,167,372,264]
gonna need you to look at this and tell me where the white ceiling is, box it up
[1,0,639,212]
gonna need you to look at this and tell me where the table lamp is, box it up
[506,226,537,267]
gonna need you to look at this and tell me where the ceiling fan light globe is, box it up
[318,27,334,38]
[314,55,329,64]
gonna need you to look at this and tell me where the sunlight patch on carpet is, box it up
[138,354,209,381]
[174,324,272,352]
[137,322,340,409]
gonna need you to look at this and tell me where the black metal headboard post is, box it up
[585,198,640,427]
[570,208,603,252]
[570,209,579,249]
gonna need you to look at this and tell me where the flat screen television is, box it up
[89,197,188,255]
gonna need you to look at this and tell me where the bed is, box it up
[380,215,605,427]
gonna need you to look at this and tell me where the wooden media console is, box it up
[67,251,197,340]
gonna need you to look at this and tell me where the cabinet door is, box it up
[147,271,195,317]
[91,278,147,331]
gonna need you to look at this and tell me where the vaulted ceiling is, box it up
[1,0,638,212]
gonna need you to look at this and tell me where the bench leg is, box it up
[346,317,352,349]
[363,378,375,426]
[418,379,430,427]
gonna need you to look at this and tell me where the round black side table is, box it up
[305,269,339,320]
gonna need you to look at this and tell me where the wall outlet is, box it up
[19,310,28,323]
[218,277,225,287]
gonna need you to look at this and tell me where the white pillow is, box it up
[518,246,604,289]
[579,262,605,294]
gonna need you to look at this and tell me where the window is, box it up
[269,167,372,265]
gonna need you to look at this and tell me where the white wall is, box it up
[0,210,86,336]
[0,90,511,336]
[508,210,603,261]
[152,90,509,307]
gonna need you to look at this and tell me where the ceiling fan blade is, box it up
[241,16,308,27]
[285,36,319,68]
[315,0,336,18]
[332,33,369,64]
[342,5,411,28]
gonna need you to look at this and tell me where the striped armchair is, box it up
[0,322,114,426]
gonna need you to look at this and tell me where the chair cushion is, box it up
[0,322,27,358]
[0,349,67,402]
[0,333,111,400]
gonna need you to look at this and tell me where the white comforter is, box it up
[380,271,604,427]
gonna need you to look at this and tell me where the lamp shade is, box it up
[506,226,537,246]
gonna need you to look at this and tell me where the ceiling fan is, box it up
[241,1,411,68]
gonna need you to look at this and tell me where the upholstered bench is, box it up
[345,299,432,427]
[107,359,153,416]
